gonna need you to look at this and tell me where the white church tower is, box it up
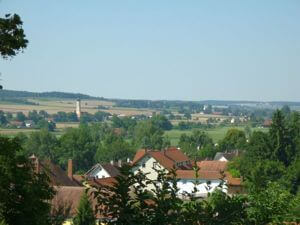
[76,99,81,119]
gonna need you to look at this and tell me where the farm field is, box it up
[0,98,156,116]
[55,122,80,129]
[165,126,269,146]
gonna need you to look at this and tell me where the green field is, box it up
[165,126,269,146]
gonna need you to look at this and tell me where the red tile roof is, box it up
[88,177,117,188]
[52,186,105,219]
[40,160,80,187]
[132,149,147,165]
[148,151,175,170]
[164,147,190,162]
[73,174,85,185]
[176,170,223,180]
[132,148,190,170]
[225,172,242,186]
[196,161,227,172]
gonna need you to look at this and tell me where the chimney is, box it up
[127,158,130,163]
[68,159,73,181]
[118,159,122,168]
[110,160,114,165]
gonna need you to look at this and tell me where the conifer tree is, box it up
[73,193,96,225]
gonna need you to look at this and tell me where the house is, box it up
[9,120,24,128]
[177,160,243,197]
[263,119,272,127]
[131,148,243,197]
[176,160,228,198]
[230,118,236,124]
[198,160,243,195]
[52,186,110,225]
[87,177,117,188]
[176,169,227,198]
[214,151,239,162]
[197,160,227,171]
[225,172,244,195]
[25,120,34,128]
[29,155,81,187]
[85,161,121,179]
[131,147,192,191]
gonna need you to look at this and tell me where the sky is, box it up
[0,0,299,101]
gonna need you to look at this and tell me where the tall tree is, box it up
[218,128,247,152]
[16,111,26,122]
[133,120,170,150]
[179,130,215,160]
[73,193,96,225]
[23,129,59,161]
[59,125,97,172]
[150,115,173,131]
[0,136,54,225]
[95,134,134,163]
[269,110,294,166]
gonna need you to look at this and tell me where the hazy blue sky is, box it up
[0,1,299,101]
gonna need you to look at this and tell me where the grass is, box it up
[0,128,39,136]
[165,126,269,146]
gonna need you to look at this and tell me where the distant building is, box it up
[131,148,192,194]
[131,148,243,197]
[85,162,121,179]
[10,121,24,128]
[75,99,81,119]
[263,119,272,127]
[214,151,240,162]
[24,120,34,128]
[29,155,80,187]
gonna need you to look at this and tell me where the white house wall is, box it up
[177,179,227,197]
[218,156,228,162]
[131,155,227,197]
[90,167,111,178]
[132,155,166,192]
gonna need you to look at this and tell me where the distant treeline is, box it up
[1,89,300,109]
[0,89,104,100]
[113,99,300,109]
[113,99,206,110]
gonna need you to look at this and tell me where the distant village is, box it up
[32,146,242,224]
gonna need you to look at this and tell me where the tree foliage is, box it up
[179,130,216,160]
[73,193,96,225]
[133,120,170,150]
[218,128,247,152]
[231,110,300,194]
[0,136,54,225]
[92,165,300,225]
[23,129,59,162]
[0,14,28,58]
[58,125,98,172]
[95,132,134,163]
